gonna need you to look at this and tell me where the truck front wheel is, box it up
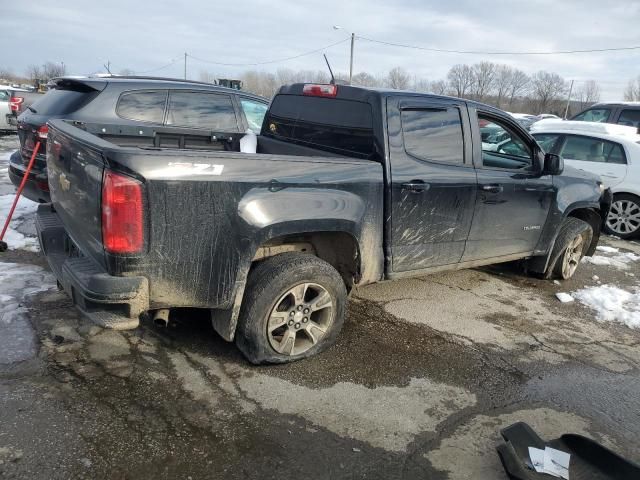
[548,218,593,280]
[235,253,347,364]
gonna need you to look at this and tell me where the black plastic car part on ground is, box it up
[37,83,610,363]
[9,76,269,203]
[497,422,640,479]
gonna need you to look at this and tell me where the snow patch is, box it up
[573,285,640,329]
[596,246,619,254]
[0,194,39,251]
[582,252,640,270]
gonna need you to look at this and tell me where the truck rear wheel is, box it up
[548,217,593,280]
[235,253,347,364]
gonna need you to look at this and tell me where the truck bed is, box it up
[40,119,384,325]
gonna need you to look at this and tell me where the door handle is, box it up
[480,184,503,193]
[401,181,429,193]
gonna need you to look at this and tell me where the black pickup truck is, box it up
[36,83,611,364]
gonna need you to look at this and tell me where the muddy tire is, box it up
[235,253,347,364]
[604,193,640,240]
[548,218,593,280]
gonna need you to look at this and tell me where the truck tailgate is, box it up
[47,122,107,268]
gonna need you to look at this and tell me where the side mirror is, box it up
[543,153,564,176]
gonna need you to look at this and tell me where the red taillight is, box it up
[9,96,24,112]
[102,171,144,254]
[37,125,49,140]
[302,84,338,98]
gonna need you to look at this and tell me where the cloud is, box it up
[2,0,637,100]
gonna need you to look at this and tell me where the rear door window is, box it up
[265,95,374,158]
[618,109,640,128]
[166,91,238,131]
[116,90,168,124]
[559,135,627,164]
[572,108,611,123]
[401,108,464,164]
[0,90,9,102]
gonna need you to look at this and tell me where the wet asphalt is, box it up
[0,134,639,479]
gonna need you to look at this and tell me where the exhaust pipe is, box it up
[153,309,170,327]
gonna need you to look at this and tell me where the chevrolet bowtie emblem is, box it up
[59,172,70,191]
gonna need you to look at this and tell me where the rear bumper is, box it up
[36,204,148,330]
[8,150,51,203]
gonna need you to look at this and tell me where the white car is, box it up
[0,85,28,133]
[531,120,640,239]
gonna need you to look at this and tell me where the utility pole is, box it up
[184,52,187,80]
[564,79,574,119]
[349,33,355,85]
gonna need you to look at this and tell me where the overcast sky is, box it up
[3,0,639,100]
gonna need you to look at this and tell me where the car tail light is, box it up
[302,84,338,98]
[9,96,23,112]
[102,171,144,254]
[37,125,49,139]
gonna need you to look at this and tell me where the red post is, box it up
[0,141,42,243]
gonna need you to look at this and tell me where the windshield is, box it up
[572,108,611,123]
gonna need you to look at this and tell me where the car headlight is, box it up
[597,182,605,193]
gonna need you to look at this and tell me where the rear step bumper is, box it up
[36,204,148,330]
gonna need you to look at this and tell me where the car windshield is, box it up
[572,108,610,123]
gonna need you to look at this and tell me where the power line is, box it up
[187,37,350,66]
[357,35,640,56]
[133,57,182,75]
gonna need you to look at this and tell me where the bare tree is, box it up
[471,61,496,101]
[386,67,410,89]
[26,64,42,81]
[352,72,379,87]
[507,69,530,108]
[447,64,474,98]
[0,68,15,82]
[411,77,431,92]
[429,79,447,95]
[576,80,601,110]
[42,61,66,80]
[624,76,640,101]
[240,70,279,98]
[530,71,567,114]
[493,65,513,108]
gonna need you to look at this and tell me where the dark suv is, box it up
[9,76,269,202]
[571,102,640,129]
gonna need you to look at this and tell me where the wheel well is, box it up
[567,208,601,256]
[253,232,360,290]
